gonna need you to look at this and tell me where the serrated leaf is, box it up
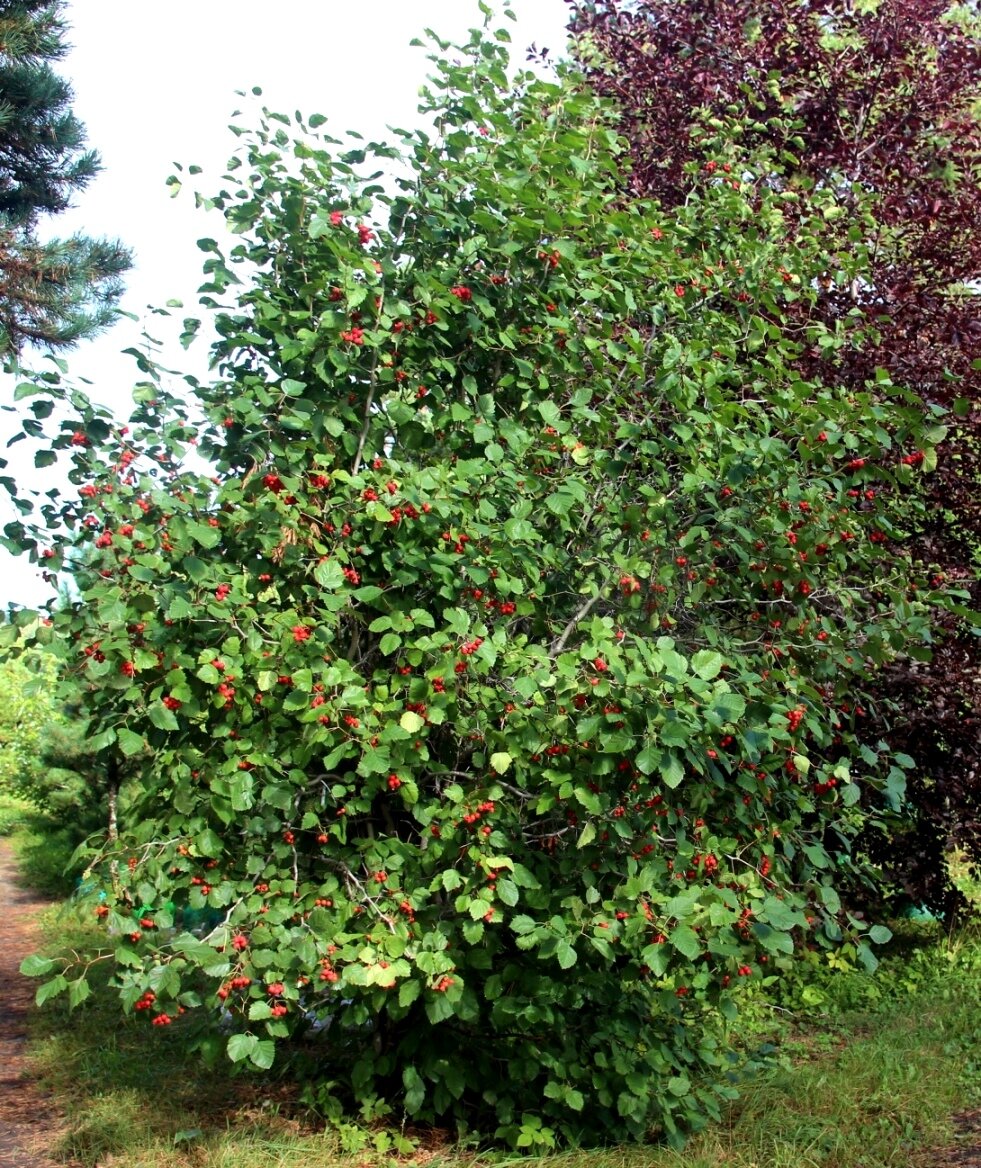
[496,879,519,907]
[635,745,660,775]
[36,975,67,1006]
[148,703,179,731]
[227,1033,258,1063]
[68,977,91,1009]
[660,753,685,788]
[577,822,596,849]
[669,925,700,959]
[404,1065,425,1113]
[819,884,841,914]
[314,559,343,589]
[379,632,401,655]
[399,980,421,1007]
[116,728,145,757]
[400,711,424,733]
[250,1039,276,1069]
[690,650,723,680]
[188,522,221,548]
[20,954,57,977]
[489,751,512,774]
[555,939,577,969]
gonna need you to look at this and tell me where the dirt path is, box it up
[0,838,71,1168]
[930,1109,981,1168]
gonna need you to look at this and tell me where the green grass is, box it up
[0,791,34,836]
[20,903,981,1168]
[13,816,87,897]
[0,795,92,897]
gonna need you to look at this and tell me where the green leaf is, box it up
[555,939,578,969]
[367,501,394,524]
[404,1065,425,1113]
[690,650,723,680]
[36,975,67,1006]
[400,711,424,733]
[635,745,660,775]
[195,828,222,857]
[577,821,596,849]
[489,751,512,774]
[497,879,519,907]
[669,926,700,959]
[68,977,91,1009]
[868,925,892,945]
[659,753,685,789]
[250,1039,276,1069]
[314,559,344,589]
[819,884,841,914]
[117,728,145,757]
[148,703,179,731]
[20,954,57,977]
[753,924,795,955]
[711,691,746,723]
[188,522,221,549]
[399,980,421,1008]
[227,1033,258,1063]
[566,1089,585,1111]
[379,632,401,655]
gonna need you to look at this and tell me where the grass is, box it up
[17,875,981,1168]
[0,794,90,897]
[0,790,34,836]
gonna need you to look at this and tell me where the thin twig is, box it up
[550,593,601,658]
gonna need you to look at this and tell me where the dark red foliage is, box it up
[866,625,980,917]
[568,0,981,910]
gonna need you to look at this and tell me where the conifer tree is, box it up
[0,0,130,355]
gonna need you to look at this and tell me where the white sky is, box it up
[0,0,570,608]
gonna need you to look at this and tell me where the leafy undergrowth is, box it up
[0,795,88,895]
[22,901,981,1168]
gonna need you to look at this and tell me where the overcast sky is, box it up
[0,0,570,608]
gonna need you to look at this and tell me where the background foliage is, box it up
[566,0,981,915]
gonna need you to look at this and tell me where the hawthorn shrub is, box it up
[8,12,942,1147]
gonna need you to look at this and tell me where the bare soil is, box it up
[0,838,74,1168]
[928,1109,981,1168]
